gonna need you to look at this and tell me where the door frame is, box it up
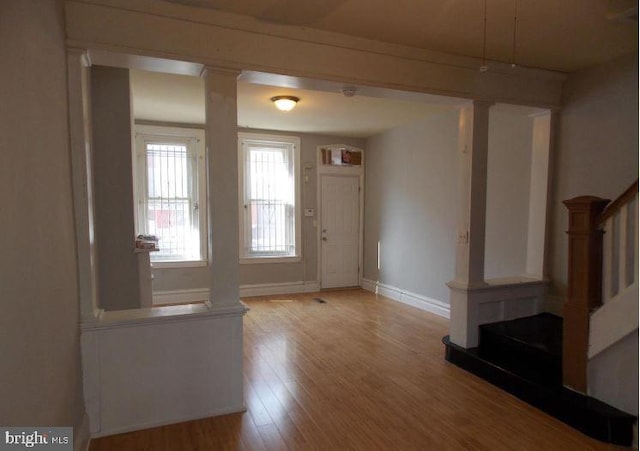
[316,144,365,289]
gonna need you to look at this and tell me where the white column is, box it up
[449,100,492,348]
[202,66,242,308]
[454,100,492,288]
[67,48,100,320]
[525,111,554,279]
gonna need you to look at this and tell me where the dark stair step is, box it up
[478,313,563,386]
[443,335,636,446]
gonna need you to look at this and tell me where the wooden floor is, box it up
[90,289,624,450]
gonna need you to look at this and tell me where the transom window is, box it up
[239,133,301,262]
[134,125,207,265]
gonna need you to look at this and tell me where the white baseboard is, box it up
[240,281,320,297]
[360,278,377,293]
[91,404,245,438]
[153,288,209,305]
[361,278,450,319]
[153,281,321,305]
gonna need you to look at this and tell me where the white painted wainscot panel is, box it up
[81,302,247,437]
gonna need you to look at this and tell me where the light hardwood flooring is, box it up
[90,289,624,450]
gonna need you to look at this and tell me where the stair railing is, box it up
[562,180,638,392]
[600,181,638,304]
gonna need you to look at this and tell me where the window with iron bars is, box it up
[134,125,207,264]
[239,133,301,262]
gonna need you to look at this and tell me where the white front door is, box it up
[320,175,360,288]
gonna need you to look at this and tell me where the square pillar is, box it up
[202,66,242,308]
[449,100,492,348]
[525,110,557,279]
[454,100,492,287]
[67,48,100,320]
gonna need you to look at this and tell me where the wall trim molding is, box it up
[239,281,320,297]
[91,404,246,438]
[153,288,210,305]
[152,281,321,304]
[360,278,377,293]
[66,1,564,108]
[361,278,450,319]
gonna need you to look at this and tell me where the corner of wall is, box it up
[75,412,91,451]
[544,294,565,317]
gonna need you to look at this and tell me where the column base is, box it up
[448,277,549,348]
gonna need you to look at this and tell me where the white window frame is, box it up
[238,132,301,264]
[133,124,207,267]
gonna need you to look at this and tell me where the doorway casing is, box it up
[316,144,365,289]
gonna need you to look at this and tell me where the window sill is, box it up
[240,256,301,265]
[151,260,208,269]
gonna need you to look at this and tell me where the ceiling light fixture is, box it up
[479,0,489,72]
[479,0,520,72]
[271,95,299,112]
[340,87,357,98]
[511,0,519,68]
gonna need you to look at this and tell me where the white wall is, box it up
[588,330,638,416]
[546,56,637,419]
[0,0,87,446]
[152,264,210,293]
[484,108,534,279]
[363,111,458,304]
[549,54,638,299]
[151,129,365,295]
[82,306,246,437]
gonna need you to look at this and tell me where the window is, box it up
[134,125,207,265]
[239,133,301,262]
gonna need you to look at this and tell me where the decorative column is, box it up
[202,66,243,309]
[448,100,492,348]
[67,48,100,320]
[525,111,555,279]
[562,196,609,392]
[91,65,140,311]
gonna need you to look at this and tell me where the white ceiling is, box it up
[165,0,638,73]
[130,69,463,138]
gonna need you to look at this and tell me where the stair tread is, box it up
[480,313,563,357]
[443,335,636,446]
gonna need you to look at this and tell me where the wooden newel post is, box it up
[562,196,609,392]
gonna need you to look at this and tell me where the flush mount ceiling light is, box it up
[340,87,357,97]
[271,95,299,112]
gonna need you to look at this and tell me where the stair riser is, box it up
[479,329,562,385]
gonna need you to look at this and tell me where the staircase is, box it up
[478,313,562,387]
[443,313,635,445]
[443,180,639,446]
